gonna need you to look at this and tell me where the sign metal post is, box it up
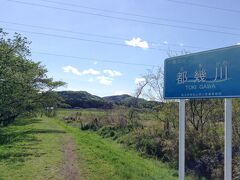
[225,98,232,180]
[179,99,185,180]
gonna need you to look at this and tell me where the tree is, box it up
[0,29,65,125]
[136,67,164,102]
[135,67,178,135]
[186,99,223,134]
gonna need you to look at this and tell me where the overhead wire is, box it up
[0,20,209,50]
[166,0,240,14]
[3,27,192,53]
[6,0,240,37]
[3,0,238,67]
[32,51,160,67]
[5,28,193,53]
[36,0,240,32]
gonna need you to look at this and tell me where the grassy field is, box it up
[0,117,66,180]
[58,108,163,128]
[0,114,183,180]
[59,121,178,180]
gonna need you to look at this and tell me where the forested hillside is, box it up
[103,94,159,108]
[57,91,113,109]
[57,91,159,109]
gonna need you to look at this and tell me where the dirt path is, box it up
[63,137,81,180]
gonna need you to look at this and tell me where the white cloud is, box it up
[180,43,184,47]
[88,78,95,82]
[237,43,240,45]
[62,66,100,76]
[82,68,100,75]
[125,37,149,49]
[103,69,122,77]
[62,65,81,76]
[97,76,113,86]
[163,41,168,45]
[135,77,146,85]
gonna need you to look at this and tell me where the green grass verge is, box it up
[0,117,66,180]
[57,119,179,180]
[1,115,190,180]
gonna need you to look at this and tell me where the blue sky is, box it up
[1,0,240,97]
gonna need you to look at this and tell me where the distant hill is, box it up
[57,91,159,109]
[103,94,159,108]
[103,94,134,106]
[57,91,113,109]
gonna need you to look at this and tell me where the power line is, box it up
[4,27,187,53]
[3,27,134,48]
[37,0,240,32]
[0,20,124,41]
[166,0,240,14]
[6,0,240,37]
[32,51,160,67]
[0,20,209,50]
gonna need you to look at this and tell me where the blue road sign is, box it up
[164,45,240,99]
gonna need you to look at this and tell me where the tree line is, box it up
[0,29,65,125]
